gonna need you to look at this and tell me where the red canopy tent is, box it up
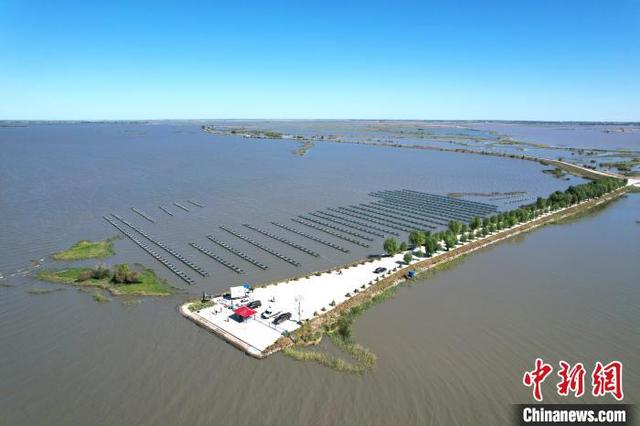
[233,306,256,321]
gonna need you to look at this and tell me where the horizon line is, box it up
[2,118,639,125]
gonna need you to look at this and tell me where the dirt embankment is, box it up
[540,159,623,180]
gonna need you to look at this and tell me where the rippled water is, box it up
[0,123,637,425]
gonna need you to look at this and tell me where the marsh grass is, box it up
[27,287,65,295]
[51,237,118,261]
[282,347,370,374]
[37,265,173,296]
[284,283,399,373]
[93,292,110,303]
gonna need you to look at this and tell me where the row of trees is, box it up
[382,177,625,258]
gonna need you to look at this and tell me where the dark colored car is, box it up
[374,267,387,274]
[246,300,261,309]
[273,312,292,325]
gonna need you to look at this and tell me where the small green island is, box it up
[51,237,118,261]
[37,264,173,296]
[543,167,567,178]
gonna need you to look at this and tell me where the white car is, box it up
[261,308,280,320]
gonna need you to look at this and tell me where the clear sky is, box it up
[1,0,638,121]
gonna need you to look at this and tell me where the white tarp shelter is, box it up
[230,286,247,299]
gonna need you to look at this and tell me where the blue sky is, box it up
[1,0,638,121]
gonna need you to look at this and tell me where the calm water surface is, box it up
[0,123,637,425]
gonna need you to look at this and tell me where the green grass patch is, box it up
[282,347,372,374]
[328,334,377,368]
[93,292,110,303]
[37,265,173,296]
[187,299,216,312]
[543,167,566,178]
[51,237,118,261]
[282,332,377,374]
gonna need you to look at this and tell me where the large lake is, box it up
[0,122,637,425]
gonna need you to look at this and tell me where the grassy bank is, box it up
[37,264,173,296]
[51,237,118,261]
[283,283,400,373]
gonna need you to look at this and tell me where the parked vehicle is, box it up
[261,308,272,319]
[273,312,292,325]
[261,309,280,319]
[374,267,387,274]
[246,300,261,309]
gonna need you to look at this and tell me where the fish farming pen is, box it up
[349,204,438,230]
[103,216,195,285]
[489,193,528,201]
[349,204,436,230]
[187,200,204,208]
[112,214,209,277]
[400,189,498,212]
[365,201,452,224]
[372,199,473,223]
[391,189,498,212]
[506,197,534,205]
[373,198,482,224]
[370,190,494,215]
[189,243,244,274]
[373,195,486,221]
[354,204,440,228]
[271,222,350,253]
[158,206,174,216]
[290,218,370,247]
[371,193,487,219]
[369,201,454,224]
[297,216,374,241]
[337,207,415,232]
[371,190,497,217]
[306,212,385,237]
[206,236,269,270]
[371,190,491,218]
[174,202,190,212]
[242,224,320,257]
[327,207,411,235]
[313,210,398,236]
[131,207,156,223]
[219,226,300,267]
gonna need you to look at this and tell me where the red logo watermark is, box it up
[522,359,623,402]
